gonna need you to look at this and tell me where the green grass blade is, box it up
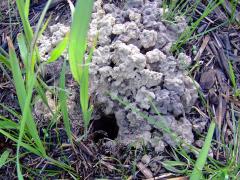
[80,35,97,133]
[47,33,69,63]
[7,37,27,110]
[0,53,11,69]
[228,61,236,89]
[17,33,28,67]
[15,0,33,45]
[31,0,53,49]
[27,0,53,75]
[7,37,46,155]
[80,66,90,130]
[24,0,30,18]
[0,150,10,169]
[0,116,19,129]
[0,129,41,156]
[68,0,94,83]
[0,46,9,58]
[35,81,54,116]
[161,160,188,174]
[17,70,38,180]
[39,16,51,38]
[0,103,21,119]
[59,60,72,144]
[172,0,224,51]
[190,121,216,180]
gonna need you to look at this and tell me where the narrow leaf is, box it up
[17,33,28,67]
[0,129,41,156]
[190,121,216,180]
[24,0,30,18]
[47,33,69,63]
[0,54,10,69]
[17,70,38,180]
[59,60,73,144]
[0,117,19,129]
[0,150,10,168]
[15,0,33,45]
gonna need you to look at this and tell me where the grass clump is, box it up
[68,0,94,136]
[0,0,95,178]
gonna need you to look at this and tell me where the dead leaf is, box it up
[137,162,153,179]
[200,69,216,90]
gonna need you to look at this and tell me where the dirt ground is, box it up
[0,0,240,179]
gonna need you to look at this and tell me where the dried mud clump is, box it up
[37,0,198,152]
[89,0,197,150]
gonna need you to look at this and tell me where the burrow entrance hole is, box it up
[91,114,119,142]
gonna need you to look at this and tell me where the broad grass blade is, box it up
[68,0,94,83]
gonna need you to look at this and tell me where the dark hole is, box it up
[140,46,155,54]
[91,114,119,142]
[43,73,53,83]
[110,34,117,41]
[110,48,114,52]
[110,61,115,68]
[124,16,130,22]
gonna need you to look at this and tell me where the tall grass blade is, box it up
[190,120,216,180]
[68,0,94,83]
[15,0,33,45]
[68,0,94,134]
[30,0,53,50]
[24,0,30,18]
[16,70,38,180]
[59,60,72,144]
[7,37,27,110]
[17,33,28,67]
[26,0,53,77]
[7,36,46,159]
[39,16,51,39]
[80,36,97,133]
